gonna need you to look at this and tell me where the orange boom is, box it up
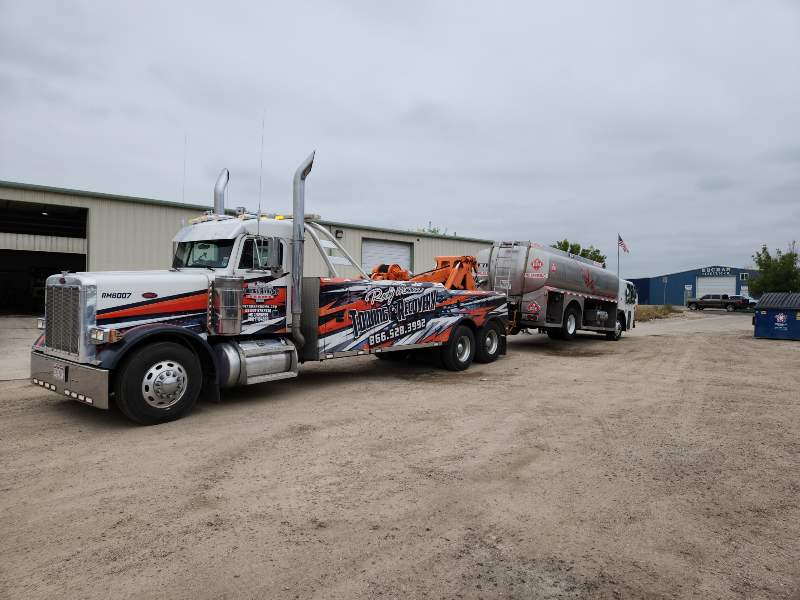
[370,256,478,290]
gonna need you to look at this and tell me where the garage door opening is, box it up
[696,276,736,298]
[0,250,86,314]
[362,239,413,272]
[0,199,88,314]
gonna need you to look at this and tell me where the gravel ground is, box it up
[1,311,799,599]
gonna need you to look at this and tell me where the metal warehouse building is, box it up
[630,265,760,306]
[0,180,492,312]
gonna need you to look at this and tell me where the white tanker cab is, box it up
[31,153,509,424]
[476,242,628,341]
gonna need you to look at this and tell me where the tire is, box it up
[725,304,734,312]
[375,350,409,361]
[115,341,202,425]
[561,305,580,340]
[440,325,475,371]
[546,328,562,340]
[688,303,697,311]
[606,314,623,340]
[475,321,503,363]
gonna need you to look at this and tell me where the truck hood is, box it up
[48,270,212,327]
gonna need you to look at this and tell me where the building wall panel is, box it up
[0,232,87,254]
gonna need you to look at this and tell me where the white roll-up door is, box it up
[696,276,736,297]
[362,239,412,271]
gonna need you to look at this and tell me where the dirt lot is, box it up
[1,311,799,599]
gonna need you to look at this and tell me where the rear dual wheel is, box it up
[440,321,504,371]
[440,325,475,371]
[475,321,503,364]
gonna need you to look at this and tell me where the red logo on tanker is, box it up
[525,301,541,315]
[550,262,557,273]
[531,258,544,271]
[581,269,597,293]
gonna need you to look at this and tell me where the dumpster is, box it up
[753,292,800,340]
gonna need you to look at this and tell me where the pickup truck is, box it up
[687,294,750,312]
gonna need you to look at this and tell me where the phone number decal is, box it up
[368,318,427,346]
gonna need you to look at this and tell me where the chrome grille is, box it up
[45,285,82,355]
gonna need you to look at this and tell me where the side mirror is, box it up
[266,237,283,271]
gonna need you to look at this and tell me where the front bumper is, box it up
[30,351,110,409]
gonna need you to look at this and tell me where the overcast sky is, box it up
[1,1,798,276]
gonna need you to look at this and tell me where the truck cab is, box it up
[31,154,508,424]
[617,279,637,337]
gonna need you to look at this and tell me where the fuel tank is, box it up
[477,242,618,299]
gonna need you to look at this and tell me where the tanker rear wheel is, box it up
[546,328,563,340]
[561,306,580,340]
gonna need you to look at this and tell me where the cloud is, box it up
[1,0,799,278]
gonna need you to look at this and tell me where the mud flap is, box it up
[201,374,221,403]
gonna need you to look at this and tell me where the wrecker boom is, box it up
[370,256,478,290]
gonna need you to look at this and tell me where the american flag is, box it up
[618,234,630,253]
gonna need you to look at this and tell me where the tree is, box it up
[749,242,800,295]
[551,239,607,266]
[417,221,446,235]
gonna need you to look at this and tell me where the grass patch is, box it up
[636,305,681,322]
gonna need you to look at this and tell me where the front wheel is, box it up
[440,325,475,371]
[606,315,623,340]
[475,321,503,363]
[725,304,735,312]
[688,303,697,311]
[115,341,202,425]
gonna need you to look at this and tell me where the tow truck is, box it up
[31,153,508,424]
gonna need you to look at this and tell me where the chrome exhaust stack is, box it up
[291,151,315,350]
[213,168,230,215]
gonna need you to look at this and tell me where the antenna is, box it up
[181,133,187,203]
[257,111,265,240]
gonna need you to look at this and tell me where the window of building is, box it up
[740,272,749,281]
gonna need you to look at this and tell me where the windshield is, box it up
[173,239,235,269]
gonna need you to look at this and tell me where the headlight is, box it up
[88,327,122,344]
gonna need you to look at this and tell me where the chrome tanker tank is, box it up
[477,241,619,299]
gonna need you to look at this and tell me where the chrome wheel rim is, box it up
[566,313,576,335]
[456,336,472,363]
[616,319,622,337]
[141,360,187,409]
[484,329,499,355]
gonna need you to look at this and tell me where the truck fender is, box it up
[96,324,221,385]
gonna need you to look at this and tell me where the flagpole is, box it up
[617,235,620,281]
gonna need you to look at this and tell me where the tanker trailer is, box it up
[476,241,625,340]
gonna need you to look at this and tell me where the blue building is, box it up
[629,265,759,306]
